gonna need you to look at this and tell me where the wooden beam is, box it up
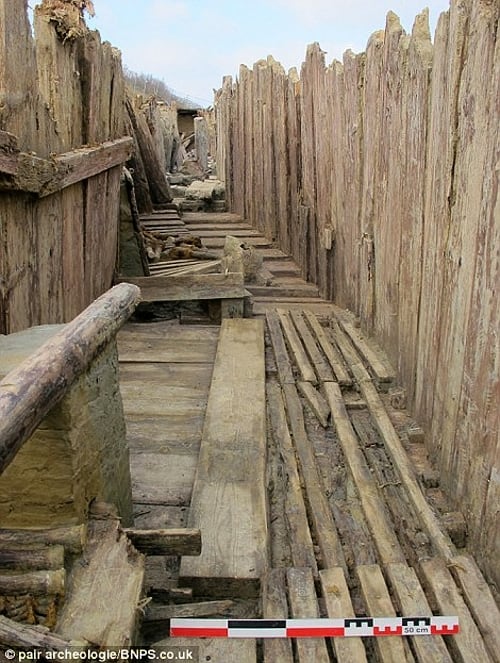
[41,137,133,196]
[0,284,140,474]
[0,569,65,596]
[123,528,201,556]
[0,525,87,555]
[120,272,244,303]
[0,544,65,570]
[179,319,267,598]
[145,600,234,622]
[0,615,81,651]
[0,137,133,195]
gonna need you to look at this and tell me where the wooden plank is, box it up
[265,310,295,385]
[117,325,219,364]
[297,381,330,427]
[277,309,317,383]
[287,568,330,663]
[386,563,454,663]
[448,554,500,663]
[290,311,334,382]
[324,381,406,565]
[331,322,457,559]
[282,382,346,571]
[357,564,413,663]
[129,452,197,506]
[123,528,201,556]
[262,569,294,663]
[119,272,244,302]
[55,518,144,647]
[247,284,320,298]
[145,600,234,622]
[336,316,395,383]
[267,383,317,571]
[179,320,267,598]
[420,557,493,663]
[156,638,256,663]
[303,311,352,385]
[319,568,368,663]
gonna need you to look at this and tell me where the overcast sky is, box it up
[44,1,451,106]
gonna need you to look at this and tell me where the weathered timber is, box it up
[0,130,20,175]
[324,381,406,565]
[267,383,317,572]
[179,320,267,598]
[123,528,201,556]
[335,315,395,383]
[118,273,244,303]
[290,311,334,381]
[287,568,330,663]
[0,569,65,596]
[0,526,86,555]
[357,564,412,663]
[385,563,453,663]
[0,284,140,474]
[282,382,346,571]
[0,615,82,650]
[277,309,317,383]
[0,545,64,570]
[55,518,144,647]
[297,381,330,428]
[332,322,457,559]
[448,554,500,663]
[319,568,368,663]
[0,138,133,196]
[303,311,352,385]
[262,569,294,663]
[265,310,295,385]
[145,600,234,622]
[420,557,493,663]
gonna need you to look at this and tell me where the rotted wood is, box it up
[0,615,82,650]
[0,545,64,570]
[290,311,334,382]
[0,569,65,596]
[277,309,316,383]
[0,283,141,474]
[287,568,329,663]
[123,528,201,556]
[297,381,330,428]
[0,137,133,195]
[303,311,352,385]
[145,600,234,622]
[262,569,294,663]
[0,525,87,555]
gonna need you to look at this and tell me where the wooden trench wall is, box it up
[216,0,499,588]
[0,0,131,334]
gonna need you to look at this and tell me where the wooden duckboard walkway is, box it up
[116,211,499,663]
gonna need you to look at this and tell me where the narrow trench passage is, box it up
[118,209,498,663]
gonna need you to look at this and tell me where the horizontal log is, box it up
[0,525,87,554]
[41,137,134,196]
[145,600,234,622]
[123,528,202,556]
[0,615,82,650]
[0,284,141,474]
[0,545,65,570]
[119,272,244,302]
[0,569,65,595]
[0,137,133,195]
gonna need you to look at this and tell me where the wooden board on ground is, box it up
[118,323,219,364]
[304,310,352,385]
[265,310,295,385]
[448,554,500,662]
[277,309,316,383]
[385,562,453,663]
[319,567,368,663]
[179,319,267,598]
[55,518,144,646]
[262,569,294,663]
[356,564,413,662]
[420,557,493,663]
[290,310,334,381]
[287,568,330,663]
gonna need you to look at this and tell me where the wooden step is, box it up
[179,319,267,598]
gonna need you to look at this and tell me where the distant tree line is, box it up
[123,67,198,108]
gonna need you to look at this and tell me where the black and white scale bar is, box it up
[170,616,460,638]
